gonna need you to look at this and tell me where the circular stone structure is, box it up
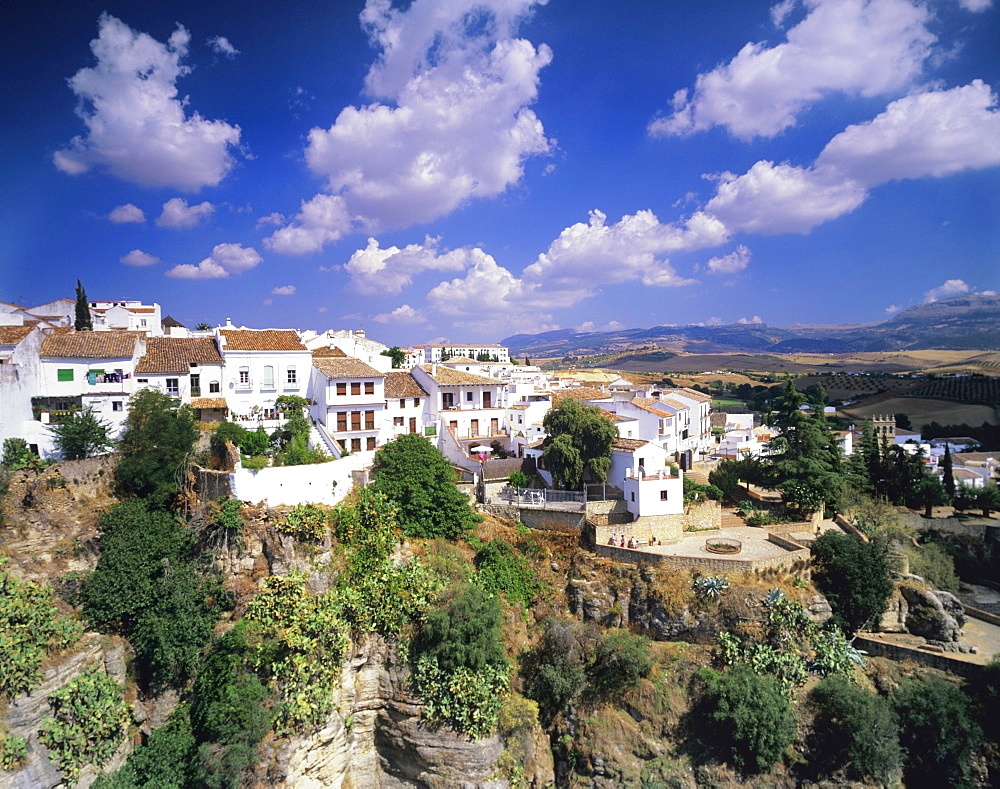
[705,537,742,555]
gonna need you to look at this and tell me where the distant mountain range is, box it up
[502,293,1000,358]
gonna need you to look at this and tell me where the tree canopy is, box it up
[810,531,894,633]
[380,346,407,368]
[74,279,92,331]
[115,388,198,508]
[541,398,617,489]
[370,433,480,538]
[50,408,113,460]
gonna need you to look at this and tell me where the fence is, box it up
[498,487,585,508]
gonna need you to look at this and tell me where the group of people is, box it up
[608,532,639,549]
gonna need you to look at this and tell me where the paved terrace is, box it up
[631,520,842,561]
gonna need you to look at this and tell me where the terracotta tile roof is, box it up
[444,356,478,364]
[384,371,428,399]
[598,409,629,423]
[666,387,712,403]
[954,452,997,464]
[613,438,650,452]
[311,346,348,358]
[0,326,33,345]
[220,329,306,352]
[191,397,228,409]
[710,413,728,428]
[418,364,496,386]
[128,307,156,313]
[40,331,140,359]
[313,357,383,379]
[629,397,680,416]
[551,387,608,402]
[135,337,223,374]
[953,468,982,480]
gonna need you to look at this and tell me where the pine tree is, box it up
[942,444,955,497]
[74,280,93,331]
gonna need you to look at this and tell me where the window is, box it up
[166,378,179,396]
[190,374,200,397]
[337,412,348,431]
[112,401,123,412]
[412,398,419,407]
[365,411,375,430]
[351,438,362,452]
[336,382,347,396]
[239,366,250,385]
[351,412,361,430]
[366,437,376,451]
[351,382,361,395]
[286,366,297,385]
[137,378,148,384]
[394,416,404,427]
[57,369,73,382]
[262,366,275,388]
[399,399,405,408]
[442,393,454,409]
[660,490,669,501]
[364,381,374,395]
[209,380,221,393]
[466,391,474,402]
[140,318,147,327]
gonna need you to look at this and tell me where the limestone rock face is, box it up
[899,582,965,642]
[878,589,909,633]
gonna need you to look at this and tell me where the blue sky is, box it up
[4,0,998,345]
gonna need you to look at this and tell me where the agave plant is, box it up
[694,575,730,600]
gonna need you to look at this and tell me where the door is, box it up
[470,419,479,436]
[483,391,492,408]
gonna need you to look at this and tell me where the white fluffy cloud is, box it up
[652,0,935,140]
[705,245,751,274]
[207,35,238,57]
[269,0,552,252]
[344,236,478,295]
[271,285,296,296]
[120,249,159,266]
[108,203,145,223]
[816,80,1000,184]
[166,243,262,279]
[374,304,427,324]
[924,279,970,302]
[156,197,215,228]
[54,14,241,190]
[264,195,352,255]
[958,0,991,10]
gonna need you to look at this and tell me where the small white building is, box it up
[217,327,311,425]
[310,355,386,456]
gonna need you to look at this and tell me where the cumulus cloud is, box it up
[815,80,1000,184]
[343,236,477,295]
[374,304,427,324]
[108,203,145,223]
[166,242,262,279]
[264,195,352,255]
[207,35,238,57]
[271,285,296,296]
[885,304,902,314]
[924,279,970,302]
[255,212,284,229]
[156,197,215,228]
[705,244,751,274]
[120,249,159,266]
[269,0,552,252]
[651,0,935,140]
[54,14,241,190]
[958,0,991,10]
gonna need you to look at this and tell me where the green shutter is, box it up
[57,369,73,382]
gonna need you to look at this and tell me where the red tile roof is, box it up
[313,357,383,379]
[418,365,496,386]
[0,326,33,345]
[220,329,306,352]
[311,346,348,358]
[135,337,223,374]
[40,331,140,359]
[384,371,428,398]
[191,397,229,409]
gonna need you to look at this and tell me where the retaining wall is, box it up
[590,540,810,574]
[520,508,585,533]
[853,636,985,680]
[229,455,367,506]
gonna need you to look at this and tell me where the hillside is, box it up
[503,293,1000,358]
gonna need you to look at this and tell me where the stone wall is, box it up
[194,468,232,500]
[853,636,985,680]
[589,541,810,574]
[684,500,721,532]
[520,508,585,533]
[585,498,631,526]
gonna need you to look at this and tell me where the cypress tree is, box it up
[942,444,955,497]
[74,280,93,331]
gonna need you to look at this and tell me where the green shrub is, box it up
[1,437,37,470]
[588,629,652,699]
[94,705,197,789]
[808,674,901,784]
[893,674,983,788]
[474,538,539,608]
[508,470,530,489]
[905,540,961,592]
[0,732,28,771]
[241,455,268,472]
[239,427,269,457]
[275,503,330,541]
[683,477,723,503]
[810,531,894,633]
[699,666,797,774]
[526,618,587,723]
[39,667,130,785]
[0,562,82,698]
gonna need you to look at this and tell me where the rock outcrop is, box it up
[899,582,967,642]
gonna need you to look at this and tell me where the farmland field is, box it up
[839,397,997,428]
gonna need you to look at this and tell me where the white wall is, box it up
[229,454,368,506]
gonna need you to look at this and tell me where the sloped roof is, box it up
[551,387,608,402]
[665,387,712,403]
[313,357,383,379]
[444,355,478,364]
[418,364,496,386]
[40,331,140,359]
[613,438,650,452]
[0,326,33,345]
[161,315,185,329]
[311,346,348,358]
[384,371,428,398]
[135,337,223,374]
[220,329,306,352]
[630,397,680,416]
[191,397,228,409]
